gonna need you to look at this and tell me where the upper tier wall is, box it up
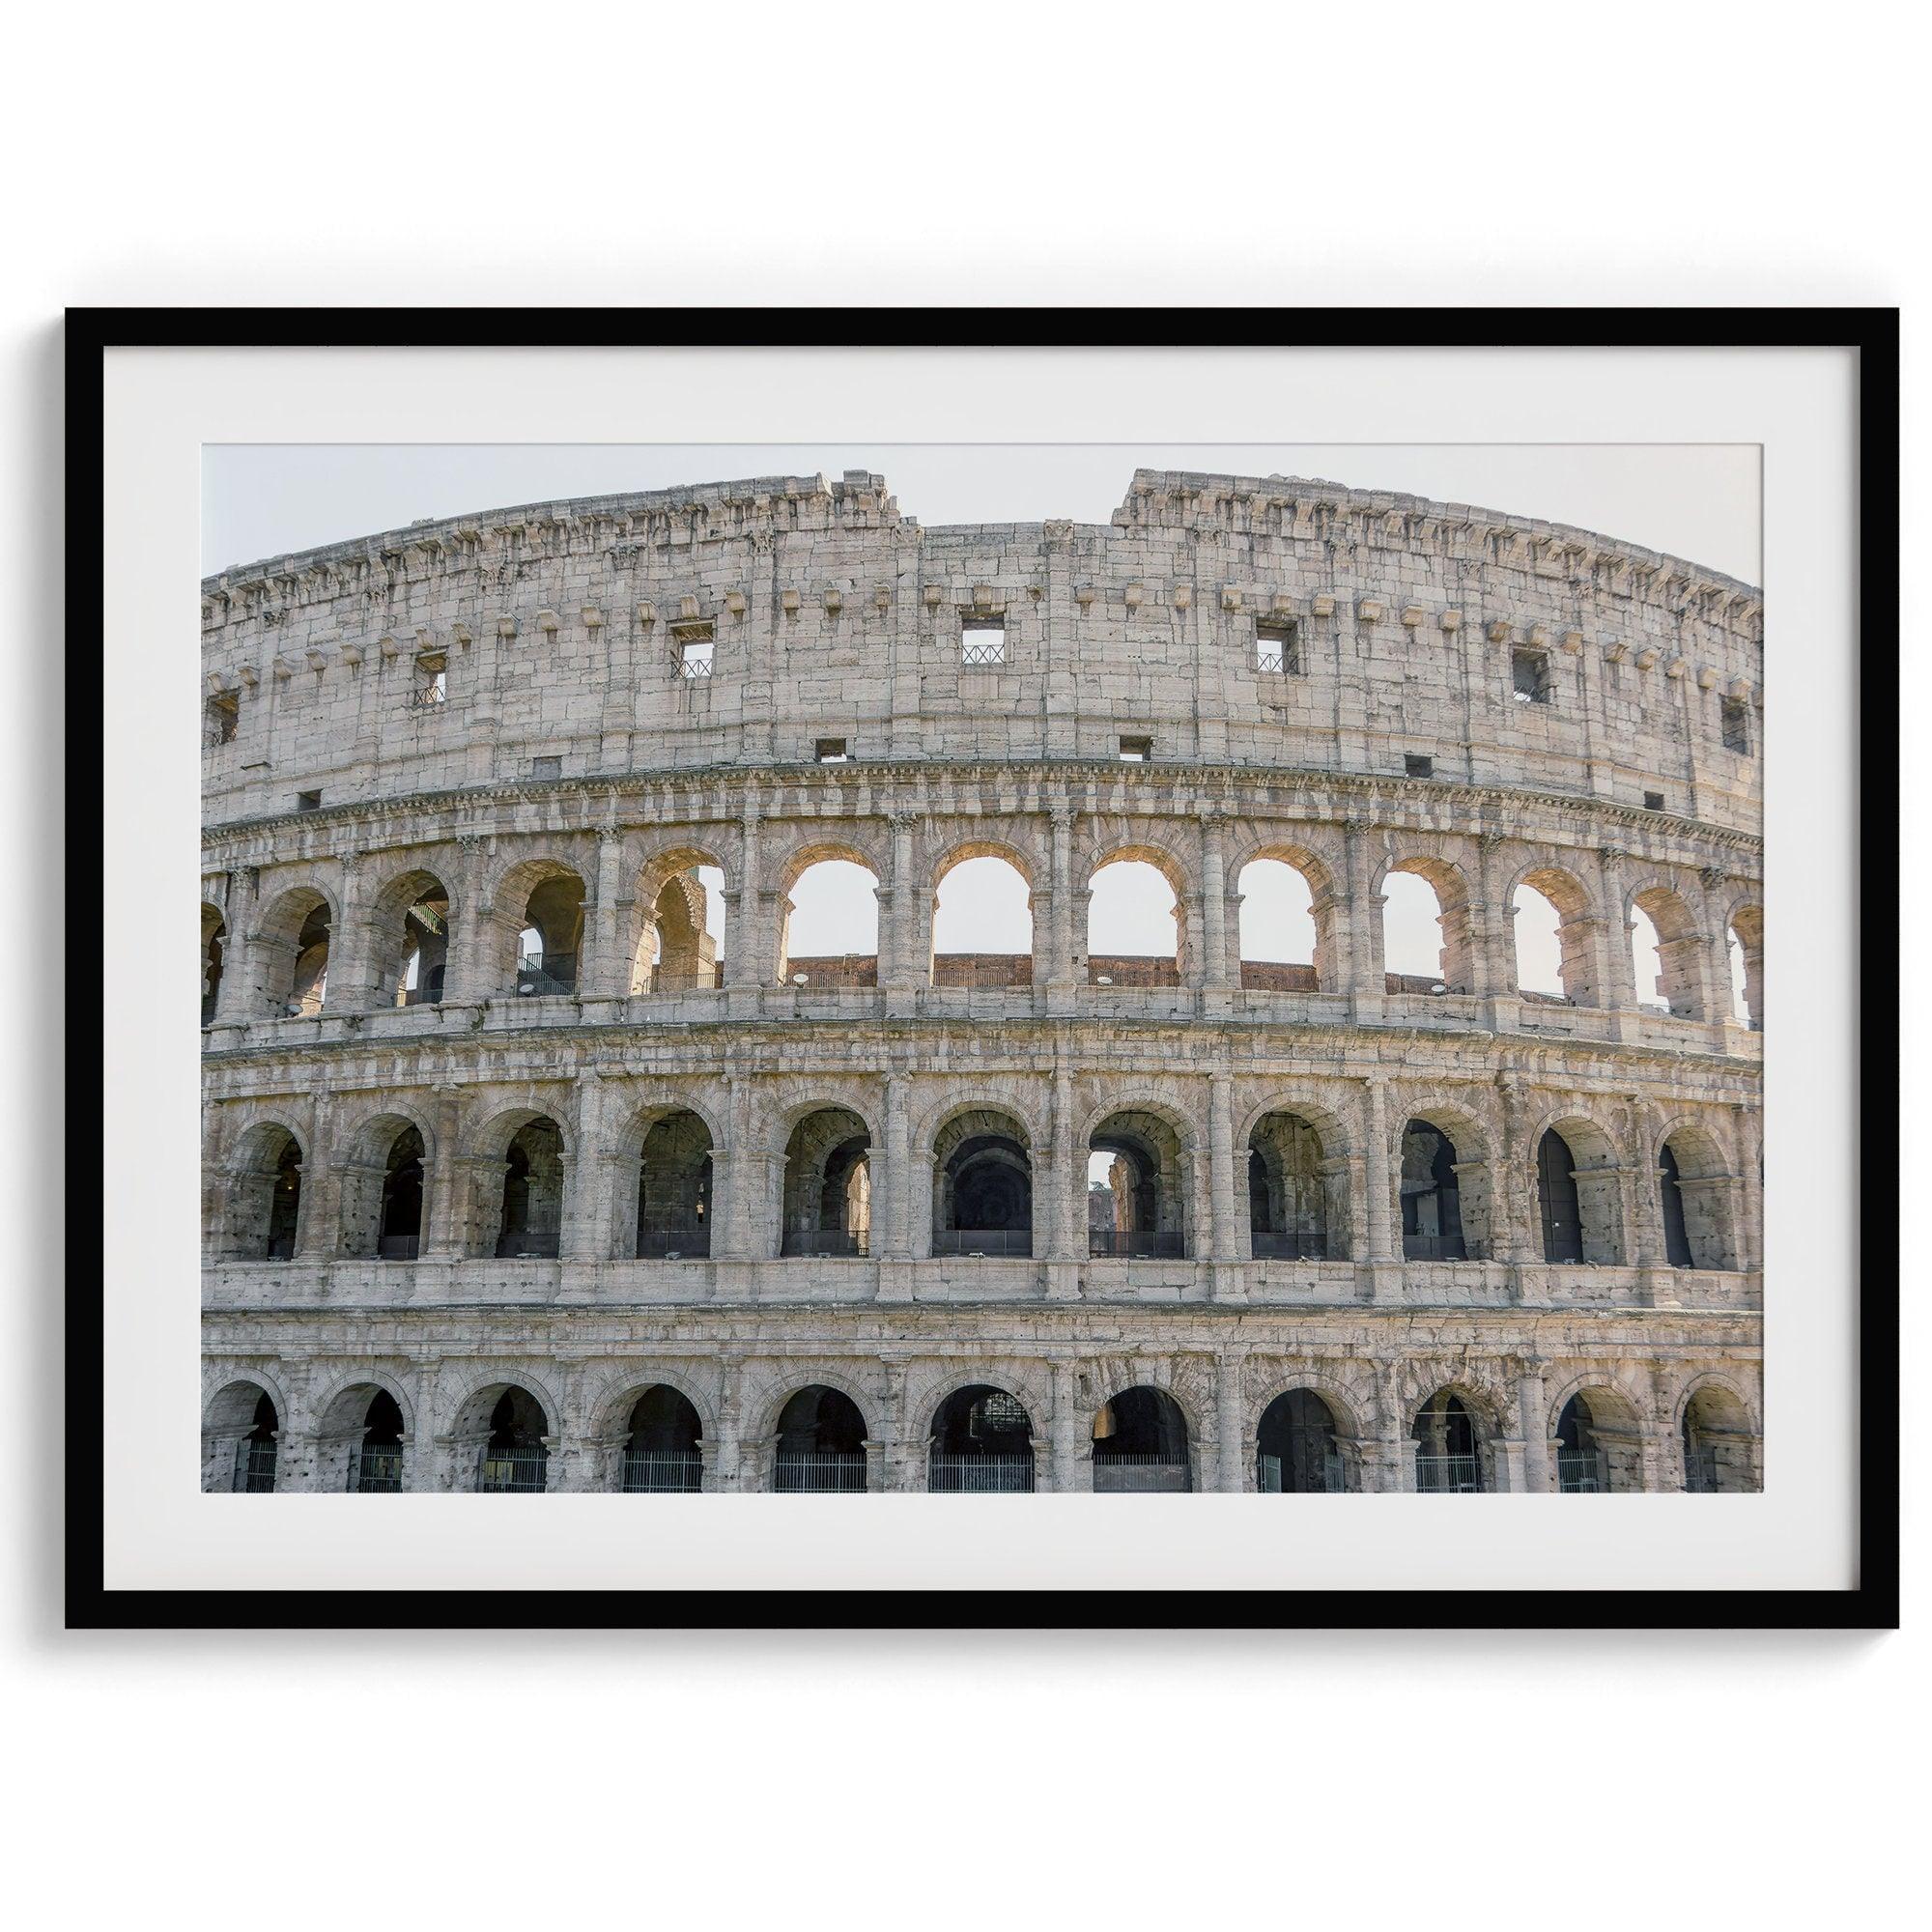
[201,468,1764,834]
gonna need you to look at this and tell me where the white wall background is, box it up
[5,7,1918,1932]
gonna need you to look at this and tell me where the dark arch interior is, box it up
[236,1388,279,1493]
[636,1111,714,1258]
[397,886,449,1005]
[355,1388,406,1492]
[517,872,585,994]
[1660,1140,1693,1266]
[379,1126,425,1257]
[621,1384,704,1492]
[1257,1389,1346,1492]
[781,1109,872,1257]
[935,1127,1033,1257]
[1091,1384,1189,1491]
[1248,1112,1330,1260]
[203,921,225,1024]
[497,1118,564,1259]
[1411,1390,1483,1492]
[1400,1120,1464,1261]
[773,1385,867,1492]
[479,1386,549,1492]
[1555,1393,1604,1492]
[1087,1113,1184,1260]
[1538,1127,1583,1264]
[266,1139,302,1260]
[928,1384,1036,1492]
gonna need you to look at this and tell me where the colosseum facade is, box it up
[198,467,1764,1496]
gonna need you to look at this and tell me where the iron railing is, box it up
[676,652,714,679]
[397,983,443,1007]
[1402,1233,1472,1262]
[1414,1454,1483,1493]
[409,683,447,708]
[781,1230,870,1258]
[928,1454,1036,1492]
[931,1229,1034,1258]
[495,1231,560,1260]
[479,1448,547,1492]
[1091,1455,1190,1493]
[1257,1452,1350,1493]
[959,638,1007,668]
[515,967,577,997]
[377,1234,420,1260]
[265,1235,297,1261]
[1250,1232,1327,1261]
[636,1228,710,1260]
[1255,643,1298,674]
[1088,1230,1186,1260]
[621,1449,703,1493]
[773,1452,867,1493]
[234,1442,277,1493]
[1683,1446,1721,1493]
[355,1446,405,1492]
[1557,1450,1606,1493]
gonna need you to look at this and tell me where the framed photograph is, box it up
[76,308,1896,1628]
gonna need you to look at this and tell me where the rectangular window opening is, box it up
[815,737,850,763]
[1405,753,1434,779]
[1512,648,1550,702]
[1643,789,1665,811]
[1119,734,1152,763]
[530,755,562,781]
[206,690,240,746]
[678,635,715,679]
[960,617,1007,667]
[411,665,447,708]
[1720,695,1749,753]
[1256,620,1301,674]
[296,789,322,812]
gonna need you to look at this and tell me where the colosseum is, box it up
[198,466,1764,1496]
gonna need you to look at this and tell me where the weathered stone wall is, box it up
[200,468,1764,1495]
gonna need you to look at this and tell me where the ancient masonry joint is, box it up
[200,467,1764,1495]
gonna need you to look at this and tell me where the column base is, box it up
[874,1259,917,1303]
[1210,1260,1248,1303]
[1042,1259,1082,1301]
[1357,1260,1404,1302]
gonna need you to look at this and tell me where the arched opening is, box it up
[1257,1389,1350,1492]
[477,1387,550,1493]
[1729,905,1763,1030]
[237,1389,279,1492]
[619,1386,703,1492]
[222,1123,306,1260]
[932,1108,1033,1257]
[285,902,331,1016]
[1513,867,1602,1007]
[1247,1111,1337,1260]
[1091,1385,1191,1492]
[1236,857,1321,993]
[780,858,879,988]
[201,907,225,1026]
[635,867,723,994]
[930,852,1033,988]
[496,1116,565,1259]
[390,878,450,1007]
[635,1109,713,1258]
[781,1107,871,1256]
[1681,1383,1758,1492]
[927,1384,1036,1492]
[355,1390,407,1492]
[1631,886,1705,1018]
[1511,882,1565,1000]
[1658,1127,1734,1269]
[1411,1390,1486,1492]
[1381,862,1467,992]
[1555,1390,1645,1493]
[509,868,585,996]
[1400,1119,1465,1261]
[1087,854,1180,987]
[773,1385,867,1492]
[376,1125,425,1259]
[1088,1109,1188,1259]
[1537,1127,1584,1264]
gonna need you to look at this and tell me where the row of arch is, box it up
[202,835,1763,1025]
[213,1094,1744,1272]
[205,1369,1761,1494]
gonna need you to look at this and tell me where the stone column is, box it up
[1048,804,1076,997]
[1517,1361,1551,1493]
[1199,811,1230,993]
[883,1070,912,1260]
[1362,1077,1396,1262]
[1215,1354,1246,1492]
[1050,1362,1084,1492]
[295,1089,335,1258]
[1208,1070,1239,1263]
[1475,830,1510,1001]
[212,873,254,1025]
[727,808,763,993]
[1343,818,1383,1011]
[1701,866,1739,1025]
[327,852,378,1011]
[1597,846,1637,1013]
[887,810,920,997]
[1624,1094,1665,1267]
[560,1072,608,1261]
[1495,1080,1537,1272]
[444,837,496,1005]
[1734,1103,1763,1273]
[584,830,627,997]
[721,1074,760,1261]
[714,1356,747,1491]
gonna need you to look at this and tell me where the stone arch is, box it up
[1233,842,1334,992]
[460,1104,570,1260]
[1254,1383,1360,1492]
[201,899,228,1023]
[1406,1378,1504,1492]
[1244,1102,1349,1262]
[585,1365,720,1446]
[1393,1096,1496,1262]
[1628,878,1708,1018]
[922,1378,1041,1492]
[775,838,883,985]
[1244,1367,1371,1447]
[778,1102,874,1257]
[309,1369,417,1492]
[929,1102,1035,1258]
[312,1366,417,1439]
[252,880,337,1017]
[742,1366,881,1449]
[367,864,454,1008]
[490,853,588,996]
[1375,849,1475,991]
[334,1104,438,1260]
[1654,1115,1737,1269]
[928,838,1037,986]
[1545,1376,1648,1493]
[907,1364,1052,1451]
[1674,1372,1762,1492]
[1083,838,1191,986]
[614,1104,716,1259]
[445,1372,557,1493]
[772,830,892,899]
[1727,900,1763,1028]
[1085,1101,1198,1259]
[1088,1377,1197,1492]
[930,834,1039,895]
[1509,860,1602,1006]
[201,1372,288,1492]
[631,842,728,995]
[1527,1108,1626,1265]
[220,1119,307,1260]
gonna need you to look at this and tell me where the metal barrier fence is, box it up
[1557,1450,1606,1493]
[515,967,577,997]
[636,1229,710,1260]
[621,1451,703,1493]
[1250,1232,1327,1261]
[479,1448,548,1493]
[235,1442,277,1493]
[1684,1446,1721,1493]
[676,653,714,679]
[495,1231,561,1259]
[927,1454,1036,1492]
[1414,1454,1483,1492]
[1257,1452,1350,1493]
[355,1446,405,1492]
[959,638,1007,667]
[781,1230,870,1257]
[1091,1455,1191,1492]
[377,1234,420,1260]
[1402,1234,1474,1261]
[930,1230,1033,1258]
[773,1452,867,1493]
[1088,1231,1186,1260]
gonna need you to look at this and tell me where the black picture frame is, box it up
[71,306,1898,1631]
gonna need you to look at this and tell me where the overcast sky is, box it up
[208,444,1755,1014]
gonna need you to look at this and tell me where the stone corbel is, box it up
[873,584,892,613]
[205,670,228,696]
[1357,598,1383,623]
[340,640,363,668]
[823,584,843,614]
[1603,639,1628,664]
[1696,666,1718,689]
[1075,583,1096,611]
[632,604,654,632]
[1486,618,1513,643]
[781,588,801,615]
[724,588,748,619]
[303,646,328,672]
[378,634,402,660]
[1634,647,1660,670]
[1525,622,1549,648]
[1438,610,1462,634]
[677,594,702,622]
[452,622,472,649]
[1559,629,1584,653]
[582,606,604,631]
[1124,582,1145,611]
[1400,605,1426,629]
[1173,583,1193,611]
[536,610,560,635]
[237,663,258,687]
[1663,656,1685,678]
[272,654,298,681]
[922,583,943,611]
[1221,585,1243,613]
[497,613,519,639]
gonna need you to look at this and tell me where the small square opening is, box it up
[296,789,322,812]
[531,755,562,780]
[673,622,716,678]
[1720,694,1749,753]
[412,665,446,708]
[1256,620,1301,674]
[1511,649,1550,703]
[1643,789,1665,811]
[206,690,240,746]
[960,618,1007,667]
[1119,735,1152,763]
[815,738,850,763]
[1405,753,1434,779]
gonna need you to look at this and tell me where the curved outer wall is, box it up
[200,468,1763,1494]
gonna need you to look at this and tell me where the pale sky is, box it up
[205,443,1757,1016]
